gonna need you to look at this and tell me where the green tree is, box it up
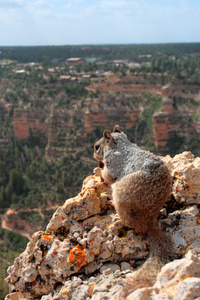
[61,171,67,186]
[8,169,24,195]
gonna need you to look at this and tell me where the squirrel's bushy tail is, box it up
[123,227,175,297]
[146,227,175,265]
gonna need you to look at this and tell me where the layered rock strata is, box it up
[153,97,197,154]
[13,109,47,140]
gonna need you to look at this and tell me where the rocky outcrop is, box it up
[153,94,197,154]
[153,97,189,150]
[84,109,140,134]
[5,151,200,299]
[13,109,47,140]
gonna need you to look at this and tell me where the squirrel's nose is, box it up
[95,145,100,151]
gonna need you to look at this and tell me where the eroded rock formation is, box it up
[153,86,199,155]
[84,108,140,134]
[13,109,47,140]
[5,151,200,300]
[7,84,200,158]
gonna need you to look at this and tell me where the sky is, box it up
[0,0,200,46]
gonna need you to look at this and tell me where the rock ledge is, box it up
[5,151,200,300]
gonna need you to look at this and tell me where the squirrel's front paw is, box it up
[93,167,102,177]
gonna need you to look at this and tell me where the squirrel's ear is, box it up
[103,130,112,139]
[113,125,121,133]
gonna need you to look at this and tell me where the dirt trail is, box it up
[1,205,58,240]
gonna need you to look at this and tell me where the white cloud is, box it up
[0,0,200,45]
[0,0,24,9]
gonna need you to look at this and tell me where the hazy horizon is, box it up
[0,42,200,48]
[1,42,200,48]
[0,0,200,46]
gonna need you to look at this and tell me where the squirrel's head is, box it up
[93,125,121,168]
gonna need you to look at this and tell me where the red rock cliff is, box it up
[13,109,47,139]
[153,92,197,154]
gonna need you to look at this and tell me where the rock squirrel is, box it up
[93,125,175,295]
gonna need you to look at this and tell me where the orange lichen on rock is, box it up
[68,244,87,267]
[42,235,53,243]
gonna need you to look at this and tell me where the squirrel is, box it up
[93,125,175,295]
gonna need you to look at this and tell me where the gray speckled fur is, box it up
[103,132,163,181]
[94,127,174,294]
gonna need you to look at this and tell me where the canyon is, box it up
[1,44,200,299]
[9,82,200,157]
[1,82,200,244]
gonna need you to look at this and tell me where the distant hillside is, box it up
[1,43,200,63]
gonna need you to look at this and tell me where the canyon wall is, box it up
[13,109,47,140]
[84,109,140,134]
[153,86,199,155]
[9,85,200,157]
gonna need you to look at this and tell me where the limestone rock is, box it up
[5,152,200,299]
[100,263,120,274]
[128,250,200,300]
[163,151,200,205]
